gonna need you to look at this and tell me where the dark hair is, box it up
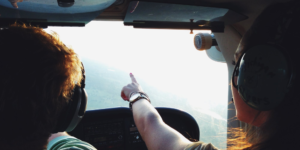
[0,24,83,150]
[228,1,300,149]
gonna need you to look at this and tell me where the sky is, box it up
[45,21,228,108]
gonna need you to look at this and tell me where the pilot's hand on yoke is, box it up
[121,73,143,101]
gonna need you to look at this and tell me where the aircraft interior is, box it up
[0,0,294,149]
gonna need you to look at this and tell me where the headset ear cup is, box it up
[237,45,291,111]
[52,86,80,133]
[53,62,87,133]
[65,86,82,132]
[65,86,89,132]
[52,85,88,133]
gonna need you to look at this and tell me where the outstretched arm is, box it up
[121,73,192,150]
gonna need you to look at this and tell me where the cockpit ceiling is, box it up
[0,0,116,26]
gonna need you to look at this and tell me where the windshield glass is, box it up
[46,21,228,149]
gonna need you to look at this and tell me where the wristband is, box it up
[129,98,151,111]
[128,92,150,110]
[129,91,149,100]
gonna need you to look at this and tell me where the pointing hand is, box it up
[121,73,144,101]
[8,0,24,8]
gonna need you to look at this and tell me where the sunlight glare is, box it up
[45,21,227,105]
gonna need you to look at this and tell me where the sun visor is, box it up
[124,1,247,33]
[0,0,116,28]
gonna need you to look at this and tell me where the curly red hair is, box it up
[0,23,82,150]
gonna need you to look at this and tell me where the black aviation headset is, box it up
[231,1,299,111]
[52,63,88,133]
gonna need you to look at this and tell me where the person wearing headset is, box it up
[121,1,300,149]
[0,24,95,150]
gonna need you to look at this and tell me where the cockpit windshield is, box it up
[46,21,228,149]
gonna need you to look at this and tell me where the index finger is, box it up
[130,73,138,83]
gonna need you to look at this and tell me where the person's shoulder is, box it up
[47,136,96,150]
[184,141,219,150]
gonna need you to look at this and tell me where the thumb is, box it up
[121,91,129,101]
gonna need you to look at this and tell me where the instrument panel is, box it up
[69,107,200,150]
